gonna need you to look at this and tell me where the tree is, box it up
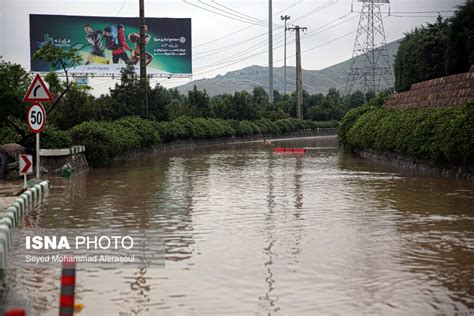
[445,0,474,75]
[252,86,269,107]
[0,60,31,139]
[148,84,172,121]
[186,85,210,117]
[394,17,449,91]
[109,63,144,119]
[0,45,82,144]
[32,43,82,115]
[48,84,99,130]
[165,99,185,120]
[347,90,366,109]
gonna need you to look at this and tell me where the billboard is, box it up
[29,14,192,77]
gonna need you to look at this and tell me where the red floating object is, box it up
[5,309,26,316]
[273,148,306,154]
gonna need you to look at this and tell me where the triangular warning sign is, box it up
[23,74,54,102]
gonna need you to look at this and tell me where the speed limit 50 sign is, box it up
[27,102,47,133]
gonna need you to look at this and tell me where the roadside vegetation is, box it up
[71,117,337,167]
[1,58,343,167]
[340,1,474,172]
[394,1,473,91]
[339,102,474,171]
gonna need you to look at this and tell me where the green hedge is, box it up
[71,121,141,167]
[339,102,474,170]
[70,117,338,167]
[41,126,73,149]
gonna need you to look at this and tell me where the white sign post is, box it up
[23,74,53,179]
[19,154,33,189]
[26,102,47,178]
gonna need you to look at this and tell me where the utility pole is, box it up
[268,0,273,104]
[288,25,307,120]
[281,15,290,94]
[139,0,149,118]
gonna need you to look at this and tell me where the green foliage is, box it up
[32,43,82,71]
[70,121,141,167]
[44,71,63,95]
[394,1,474,91]
[338,105,378,146]
[0,60,31,125]
[70,116,337,167]
[339,102,474,170]
[0,126,21,144]
[445,0,474,75]
[41,126,72,149]
[48,85,97,130]
[186,85,211,118]
[394,17,449,91]
[115,116,161,147]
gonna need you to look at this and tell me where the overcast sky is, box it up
[0,0,463,94]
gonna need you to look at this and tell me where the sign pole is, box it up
[36,132,40,178]
[23,174,27,189]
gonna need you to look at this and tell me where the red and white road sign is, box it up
[19,154,33,175]
[23,74,54,103]
[26,102,47,133]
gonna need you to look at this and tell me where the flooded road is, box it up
[5,136,474,315]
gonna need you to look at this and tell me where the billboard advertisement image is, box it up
[29,14,192,77]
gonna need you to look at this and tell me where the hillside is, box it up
[177,40,401,96]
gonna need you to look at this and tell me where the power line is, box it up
[194,11,357,70]
[389,10,455,14]
[194,14,359,76]
[183,0,268,26]
[193,0,338,59]
[304,14,358,40]
[291,0,338,23]
[193,0,303,48]
[194,32,268,58]
[194,29,355,77]
[389,15,445,18]
[211,0,268,24]
[115,0,127,15]
[193,27,287,69]
[198,0,275,26]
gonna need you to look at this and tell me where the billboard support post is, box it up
[139,0,149,118]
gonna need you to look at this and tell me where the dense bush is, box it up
[0,126,21,144]
[70,121,141,167]
[71,117,338,167]
[116,117,161,147]
[339,102,474,170]
[41,126,72,149]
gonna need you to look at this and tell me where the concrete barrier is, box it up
[0,180,49,279]
[40,146,88,175]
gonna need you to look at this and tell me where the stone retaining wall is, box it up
[385,67,474,108]
[357,150,472,181]
[0,181,50,280]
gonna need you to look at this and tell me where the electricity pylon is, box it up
[346,0,393,94]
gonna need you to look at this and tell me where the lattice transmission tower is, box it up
[346,0,393,94]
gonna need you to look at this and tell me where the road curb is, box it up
[0,180,49,280]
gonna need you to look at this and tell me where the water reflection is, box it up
[3,136,474,315]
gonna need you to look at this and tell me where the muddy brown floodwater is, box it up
[4,136,474,315]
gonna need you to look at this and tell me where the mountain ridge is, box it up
[177,40,401,96]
